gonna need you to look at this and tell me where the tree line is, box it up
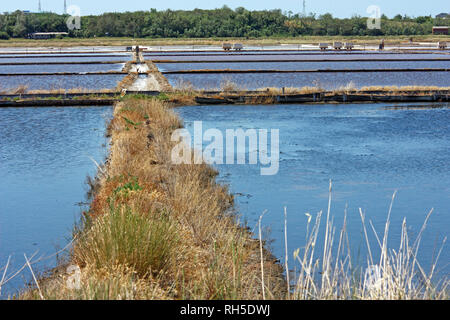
[0,7,448,40]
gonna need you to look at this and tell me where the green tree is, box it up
[12,12,26,37]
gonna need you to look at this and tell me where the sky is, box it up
[4,0,449,18]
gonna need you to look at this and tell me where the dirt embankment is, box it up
[20,97,285,300]
[119,53,172,92]
[145,61,173,92]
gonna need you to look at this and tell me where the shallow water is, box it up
[0,56,129,63]
[0,74,124,91]
[0,63,125,74]
[175,103,450,278]
[147,53,450,61]
[157,60,450,72]
[0,106,112,298]
[167,71,450,90]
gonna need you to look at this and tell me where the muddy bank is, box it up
[1,88,449,107]
[119,52,172,92]
[195,92,450,104]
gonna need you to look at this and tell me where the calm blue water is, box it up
[176,103,450,278]
[147,53,450,61]
[157,60,450,72]
[0,56,129,63]
[0,63,125,74]
[167,71,450,90]
[0,74,123,91]
[0,106,111,298]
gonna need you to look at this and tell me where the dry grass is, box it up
[144,62,161,73]
[152,72,173,92]
[359,85,450,93]
[284,183,449,300]
[121,61,135,73]
[116,73,138,91]
[0,86,116,95]
[173,78,196,93]
[1,35,449,48]
[168,80,450,106]
[20,264,170,300]
[19,97,284,300]
[0,85,29,94]
[198,80,450,96]
[28,88,116,94]
[144,61,173,92]
[163,78,200,105]
[264,86,326,95]
[165,92,198,106]
[250,84,450,96]
[7,96,449,300]
[220,78,242,92]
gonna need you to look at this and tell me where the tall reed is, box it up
[281,182,448,300]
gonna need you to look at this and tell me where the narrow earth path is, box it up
[127,73,161,91]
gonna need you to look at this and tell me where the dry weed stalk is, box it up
[288,181,448,300]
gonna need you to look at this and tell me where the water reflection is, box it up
[176,103,450,278]
[0,106,112,297]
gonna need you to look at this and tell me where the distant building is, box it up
[432,26,449,35]
[28,32,69,39]
[435,13,449,19]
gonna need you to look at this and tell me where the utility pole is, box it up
[64,0,67,14]
[302,0,306,17]
[38,0,41,12]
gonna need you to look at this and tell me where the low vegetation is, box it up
[2,35,450,48]
[0,96,447,300]
[18,98,284,300]
[286,188,448,300]
[1,81,449,107]
[0,85,116,95]
[1,8,449,40]
[170,81,450,96]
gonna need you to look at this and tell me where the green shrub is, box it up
[74,205,179,278]
[0,32,10,40]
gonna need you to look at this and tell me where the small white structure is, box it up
[233,43,244,51]
[222,43,233,51]
[333,42,343,50]
[319,43,330,51]
[344,42,354,50]
[28,32,68,39]
[126,46,149,52]
[438,41,447,50]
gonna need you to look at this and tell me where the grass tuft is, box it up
[18,97,284,300]
[73,204,179,279]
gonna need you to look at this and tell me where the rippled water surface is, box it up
[0,56,129,63]
[167,71,450,90]
[147,52,450,61]
[0,74,123,90]
[0,106,111,297]
[157,60,450,72]
[0,63,125,74]
[176,103,450,277]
